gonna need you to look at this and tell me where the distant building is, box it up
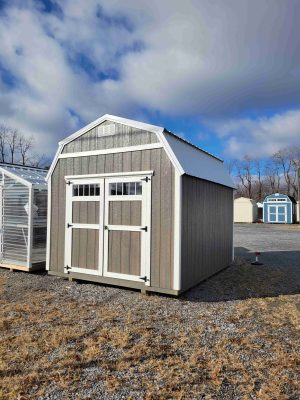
[234,197,258,223]
[263,193,296,224]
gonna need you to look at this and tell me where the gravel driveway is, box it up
[1,224,300,399]
[234,223,300,269]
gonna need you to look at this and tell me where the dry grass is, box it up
[0,267,300,399]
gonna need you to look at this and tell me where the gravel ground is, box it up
[1,224,300,399]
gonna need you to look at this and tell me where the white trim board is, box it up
[58,143,163,159]
[65,170,154,181]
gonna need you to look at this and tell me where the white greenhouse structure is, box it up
[0,163,48,271]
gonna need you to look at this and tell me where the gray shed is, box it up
[0,163,48,271]
[46,115,234,295]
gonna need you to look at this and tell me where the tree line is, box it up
[0,125,48,168]
[227,146,300,201]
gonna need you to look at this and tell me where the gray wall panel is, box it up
[50,148,174,289]
[181,175,233,292]
[62,121,159,153]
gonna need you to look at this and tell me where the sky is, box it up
[0,0,300,160]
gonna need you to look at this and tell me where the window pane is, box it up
[123,182,130,195]
[84,185,89,196]
[129,182,135,195]
[117,183,123,195]
[73,185,79,196]
[90,184,95,196]
[136,182,142,195]
[95,184,100,196]
[110,183,116,195]
[79,185,84,196]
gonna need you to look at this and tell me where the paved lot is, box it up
[234,223,300,268]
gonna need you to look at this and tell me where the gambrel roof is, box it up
[47,114,235,189]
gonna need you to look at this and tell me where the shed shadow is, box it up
[184,247,300,302]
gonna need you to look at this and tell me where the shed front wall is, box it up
[181,175,233,292]
[49,148,175,290]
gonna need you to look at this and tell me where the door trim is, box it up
[103,174,152,286]
[268,204,287,223]
[64,178,105,275]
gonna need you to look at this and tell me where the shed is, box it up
[263,193,296,224]
[46,115,235,295]
[0,163,48,271]
[234,197,258,223]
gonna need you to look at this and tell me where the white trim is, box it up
[70,223,100,229]
[59,114,164,146]
[156,131,184,175]
[108,196,143,202]
[106,225,143,232]
[65,170,154,181]
[64,178,105,275]
[0,167,32,188]
[173,171,181,291]
[27,185,34,268]
[46,177,51,270]
[103,173,151,285]
[58,143,163,159]
[69,267,101,276]
[46,145,63,182]
[232,191,234,261]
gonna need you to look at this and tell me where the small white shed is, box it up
[234,197,258,223]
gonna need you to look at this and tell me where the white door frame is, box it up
[64,177,104,275]
[268,204,287,223]
[103,174,151,286]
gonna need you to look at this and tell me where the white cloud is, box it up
[0,0,300,157]
[211,109,300,158]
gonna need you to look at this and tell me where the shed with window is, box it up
[0,163,48,271]
[263,193,296,224]
[46,115,234,295]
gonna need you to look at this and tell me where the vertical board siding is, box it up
[181,175,233,292]
[108,231,141,275]
[62,121,159,153]
[50,148,174,290]
[109,201,141,226]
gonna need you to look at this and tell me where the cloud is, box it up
[211,109,300,158]
[0,0,300,156]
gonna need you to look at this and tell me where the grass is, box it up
[0,268,300,399]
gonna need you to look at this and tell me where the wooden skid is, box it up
[0,263,45,272]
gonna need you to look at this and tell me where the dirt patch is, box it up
[0,260,300,399]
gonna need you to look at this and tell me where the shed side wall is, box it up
[181,175,233,292]
[49,148,174,290]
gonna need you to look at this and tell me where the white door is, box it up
[268,204,287,223]
[64,178,104,275]
[103,175,151,286]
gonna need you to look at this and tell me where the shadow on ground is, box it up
[185,247,300,302]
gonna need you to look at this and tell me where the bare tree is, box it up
[6,128,19,164]
[236,156,254,198]
[19,135,34,165]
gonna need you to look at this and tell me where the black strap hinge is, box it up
[141,177,150,182]
[141,226,148,232]
[139,276,148,282]
[66,181,72,185]
[65,265,71,272]
[67,223,73,228]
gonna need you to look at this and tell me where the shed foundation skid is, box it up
[47,115,235,295]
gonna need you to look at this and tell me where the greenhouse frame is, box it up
[0,163,48,271]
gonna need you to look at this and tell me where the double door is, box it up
[64,175,151,285]
[268,204,287,223]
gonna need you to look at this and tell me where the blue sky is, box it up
[0,0,300,159]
